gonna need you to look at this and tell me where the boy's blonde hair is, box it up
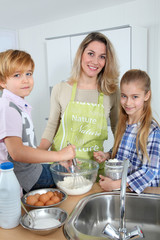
[0,49,35,90]
[69,32,119,95]
[112,69,153,161]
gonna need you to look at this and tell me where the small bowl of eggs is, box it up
[21,188,67,208]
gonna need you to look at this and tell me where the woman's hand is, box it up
[93,151,111,163]
[99,175,121,191]
[59,159,73,171]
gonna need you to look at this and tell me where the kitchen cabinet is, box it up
[0,29,18,97]
[46,25,147,87]
[0,29,18,52]
[46,36,71,87]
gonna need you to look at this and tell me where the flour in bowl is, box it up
[108,158,119,163]
[33,218,61,229]
[57,176,93,195]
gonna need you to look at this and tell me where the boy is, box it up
[0,49,75,193]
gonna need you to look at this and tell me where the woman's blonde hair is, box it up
[112,69,153,161]
[69,32,119,95]
[0,49,35,90]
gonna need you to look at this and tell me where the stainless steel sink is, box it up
[63,192,160,239]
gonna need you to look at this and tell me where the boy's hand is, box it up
[59,144,76,161]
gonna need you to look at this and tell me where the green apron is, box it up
[52,82,108,175]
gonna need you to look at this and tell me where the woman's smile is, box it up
[88,64,98,71]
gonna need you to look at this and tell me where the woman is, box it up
[39,32,119,175]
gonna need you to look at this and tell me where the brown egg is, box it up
[56,192,63,200]
[45,200,55,206]
[26,195,38,205]
[34,193,40,199]
[39,193,50,204]
[51,195,60,204]
[46,191,54,198]
[34,201,44,206]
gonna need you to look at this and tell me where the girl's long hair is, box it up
[112,69,152,161]
[69,32,119,95]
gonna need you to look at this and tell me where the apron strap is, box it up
[98,92,104,104]
[70,82,77,101]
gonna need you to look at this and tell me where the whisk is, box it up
[67,142,88,188]
[67,142,78,173]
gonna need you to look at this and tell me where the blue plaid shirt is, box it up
[115,119,160,194]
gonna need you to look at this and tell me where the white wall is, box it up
[18,0,160,143]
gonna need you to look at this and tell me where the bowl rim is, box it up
[20,207,68,231]
[105,159,131,169]
[105,162,124,169]
[50,159,99,175]
[21,188,67,208]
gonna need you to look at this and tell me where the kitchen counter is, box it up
[1,183,160,240]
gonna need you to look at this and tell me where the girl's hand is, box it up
[93,151,110,163]
[99,175,121,191]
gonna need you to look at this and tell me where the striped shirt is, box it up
[115,119,160,194]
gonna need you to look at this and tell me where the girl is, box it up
[0,49,75,193]
[94,69,160,194]
[39,32,119,176]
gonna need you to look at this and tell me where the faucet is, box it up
[102,159,144,240]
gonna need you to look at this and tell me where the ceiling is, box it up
[0,0,134,30]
